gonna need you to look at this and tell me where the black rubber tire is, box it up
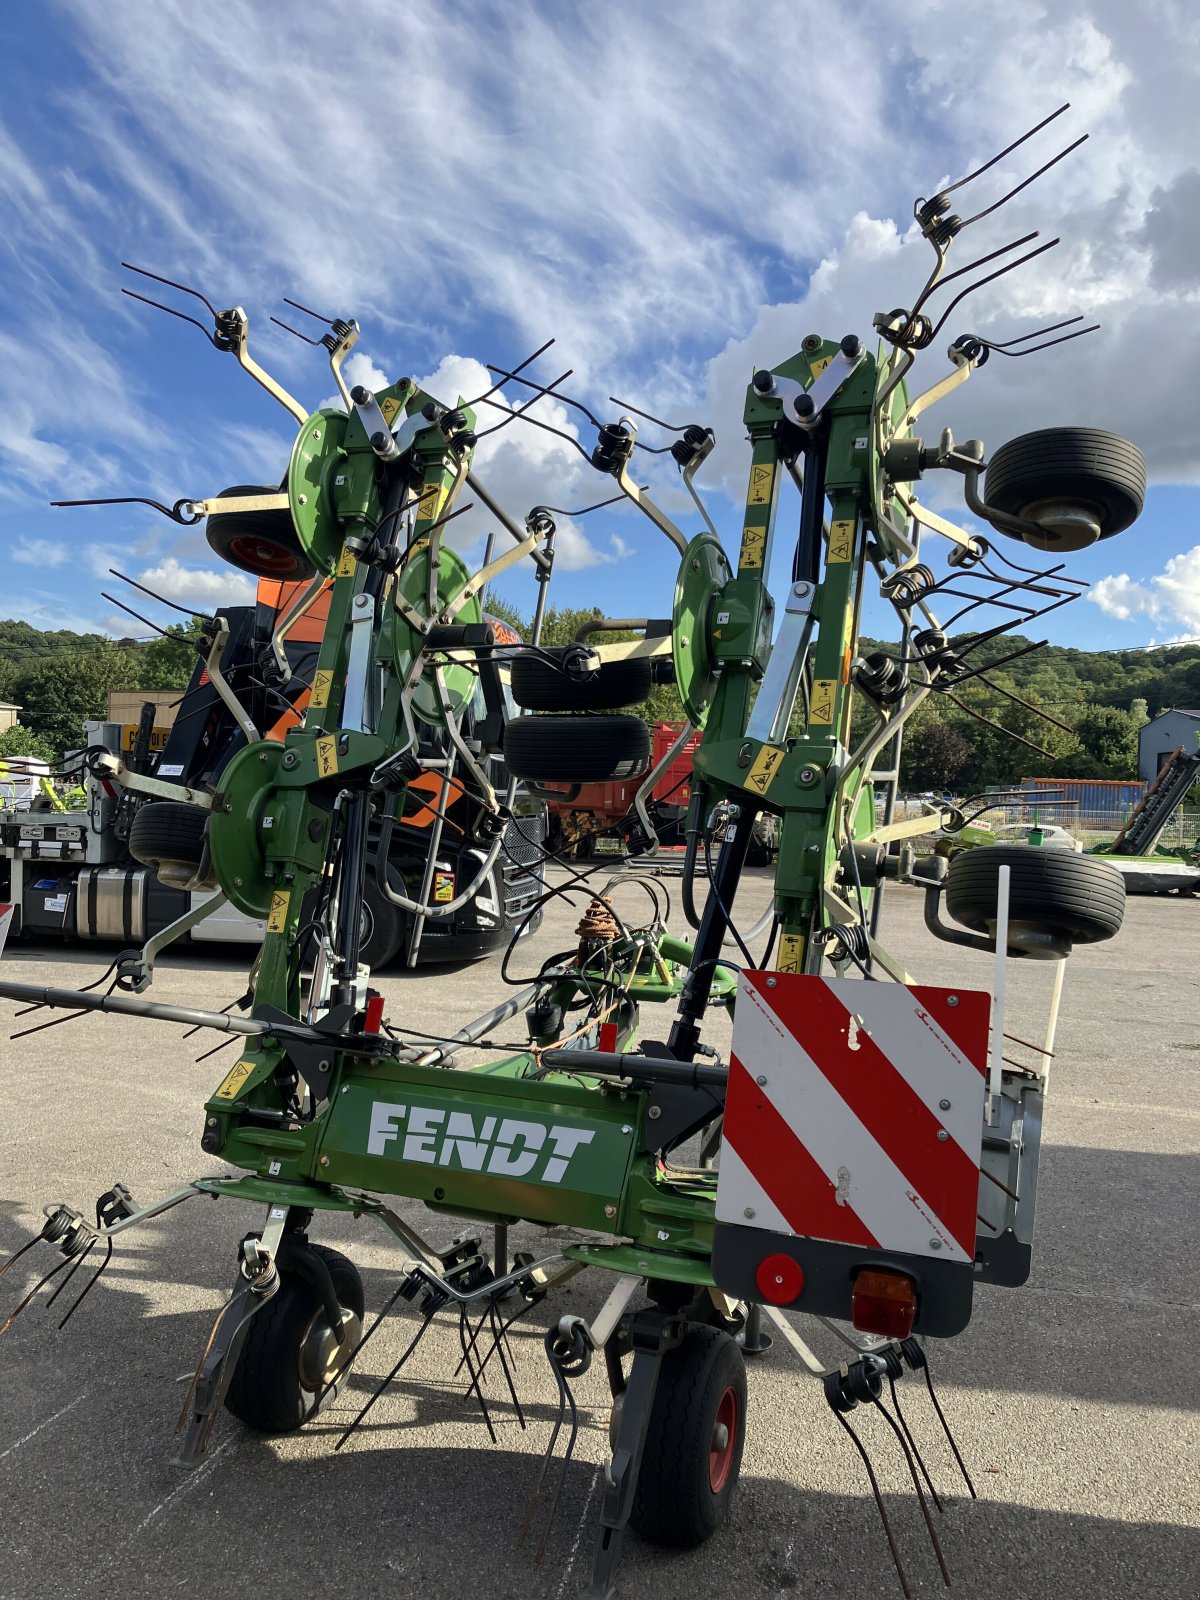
[225,1245,364,1434]
[946,844,1125,945]
[984,429,1146,540]
[510,648,652,711]
[359,871,407,969]
[128,801,210,888]
[631,1326,747,1548]
[503,715,650,784]
[206,483,315,580]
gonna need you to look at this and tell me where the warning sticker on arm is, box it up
[810,679,837,724]
[310,669,334,709]
[828,518,855,563]
[214,1058,256,1101]
[746,743,785,794]
[266,889,291,935]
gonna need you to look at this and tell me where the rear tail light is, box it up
[755,1253,804,1305]
[851,1268,918,1338]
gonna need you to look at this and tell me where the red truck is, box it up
[544,720,701,858]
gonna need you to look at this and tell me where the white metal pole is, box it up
[1039,958,1067,1091]
[987,864,1011,1123]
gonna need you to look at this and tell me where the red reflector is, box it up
[851,1269,917,1339]
[364,993,385,1034]
[755,1253,804,1305]
[598,1021,618,1052]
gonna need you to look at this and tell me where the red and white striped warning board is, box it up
[716,972,990,1262]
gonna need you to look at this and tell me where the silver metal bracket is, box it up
[746,581,816,747]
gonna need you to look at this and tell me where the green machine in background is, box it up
[0,106,1147,1596]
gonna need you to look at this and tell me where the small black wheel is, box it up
[631,1325,746,1548]
[984,428,1146,550]
[128,801,212,890]
[503,715,650,784]
[359,871,407,969]
[510,648,651,711]
[946,844,1125,947]
[225,1244,364,1434]
[206,483,316,580]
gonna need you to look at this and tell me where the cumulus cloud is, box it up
[1091,546,1200,633]
[133,557,257,609]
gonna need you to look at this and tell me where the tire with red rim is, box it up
[630,1324,747,1547]
[205,483,316,580]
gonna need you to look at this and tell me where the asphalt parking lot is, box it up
[1,866,1197,1600]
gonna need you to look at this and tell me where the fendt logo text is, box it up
[367,1102,596,1184]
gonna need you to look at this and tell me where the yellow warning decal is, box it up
[747,461,775,506]
[746,743,785,795]
[810,679,837,724]
[214,1058,256,1101]
[310,669,334,710]
[266,889,291,935]
[379,394,403,426]
[416,480,446,522]
[316,736,339,779]
[738,523,766,570]
[777,934,806,974]
[808,354,833,379]
[336,548,358,578]
[828,518,855,563]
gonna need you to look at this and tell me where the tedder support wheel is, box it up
[510,648,652,711]
[127,801,212,891]
[503,714,650,785]
[205,483,317,581]
[631,1326,747,1549]
[984,428,1146,551]
[945,844,1126,947]
[225,1244,364,1434]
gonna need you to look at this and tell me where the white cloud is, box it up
[1091,546,1200,632]
[11,537,68,568]
[132,557,256,609]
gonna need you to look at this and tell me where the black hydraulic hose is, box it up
[668,800,759,1063]
[680,779,708,930]
[792,427,829,588]
[332,790,372,1006]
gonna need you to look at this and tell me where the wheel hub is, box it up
[708,1386,738,1494]
[298,1306,362,1391]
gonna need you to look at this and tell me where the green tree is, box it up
[14,647,140,754]
[0,724,57,762]
[1073,705,1139,777]
[137,622,203,689]
[901,716,973,792]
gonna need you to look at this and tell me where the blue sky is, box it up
[1,1,1196,651]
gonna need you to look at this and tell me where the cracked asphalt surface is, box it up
[1,867,1197,1599]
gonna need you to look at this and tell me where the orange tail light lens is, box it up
[851,1268,918,1338]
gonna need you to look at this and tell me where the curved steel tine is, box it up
[960,134,1088,228]
[121,262,220,318]
[57,1239,114,1330]
[270,315,322,346]
[100,593,172,639]
[930,237,1061,338]
[982,314,1084,348]
[485,365,603,431]
[473,369,574,440]
[932,103,1071,203]
[538,490,630,516]
[608,395,690,433]
[109,567,215,620]
[912,231,1039,317]
[0,1253,81,1337]
[872,1398,951,1585]
[120,288,222,345]
[464,338,556,409]
[0,1234,44,1283]
[281,295,338,326]
[986,323,1100,357]
[477,396,594,465]
[44,1238,95,1309]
